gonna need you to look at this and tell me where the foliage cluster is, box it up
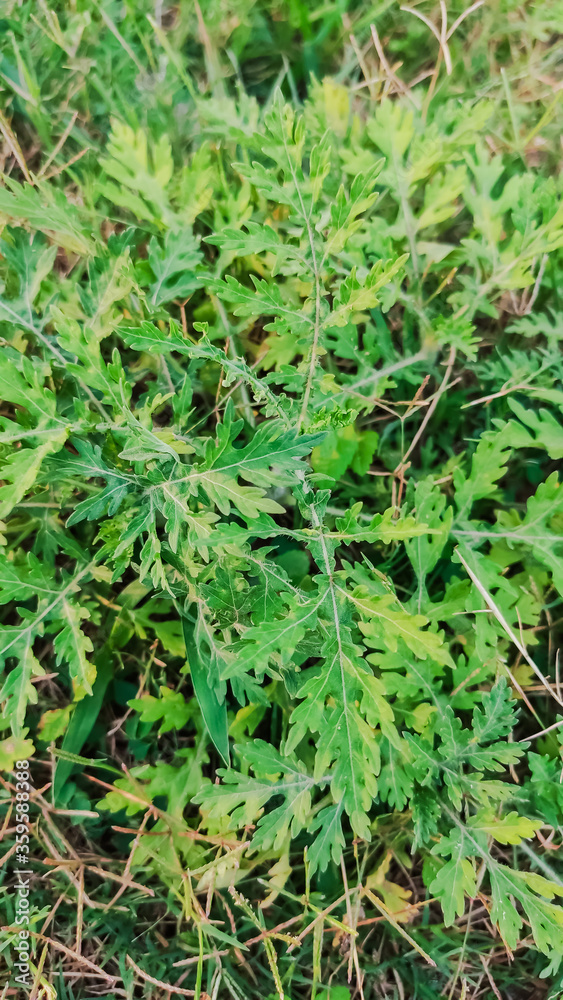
[1,2,563,998]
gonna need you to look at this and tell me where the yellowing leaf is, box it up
[0,735,34,772]
[366,852,417,923]
[470,811,542,846]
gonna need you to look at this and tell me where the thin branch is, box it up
[37,111,78,178]
[456,548,563,709]
[397,346,456,469]
[522,716,563,742]
[400,5,452,75]
[127,955,211,998]
[0,108,33,182]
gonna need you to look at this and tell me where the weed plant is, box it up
[0,2,563,998]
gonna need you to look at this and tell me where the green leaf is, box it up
[453,428,512,521]
[287,628,393,839]
[330,257,408,328]
[356,592,454,666]
[53,601,95,698]
[0,179,94,255]
[182,615,229,765]
[195,739,319,851]
[0,632,45,735]
[503,398,563,459]
[98,119,173,222]
[308,801,345,875]
[147,228,202,306]
[129,686,191,734]
[430,853,477,925]
[53,649,115,802]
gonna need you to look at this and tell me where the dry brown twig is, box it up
[391,347,456,509]
[126,954,211,998]
[370,24,419,107]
